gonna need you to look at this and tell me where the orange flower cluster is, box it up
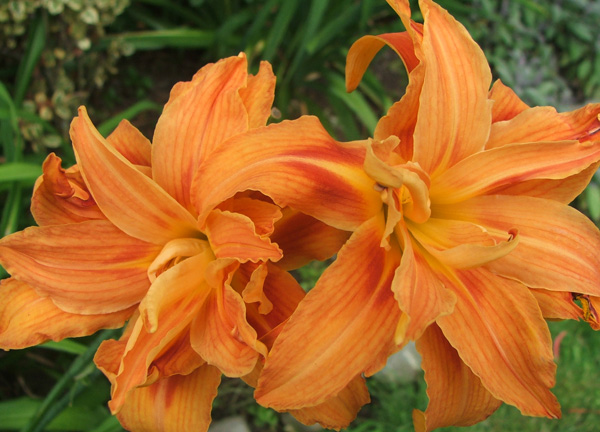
[1,0,600,431]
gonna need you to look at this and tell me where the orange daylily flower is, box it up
[0,54,361,431]
[192,1,600,430]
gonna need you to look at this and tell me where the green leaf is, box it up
[98,29,215,51]
[38,339,88,356]
[97,99,162,137]
[585,183,600,221]
[0,162,42,184]
[14,12,46,107]
[262,0,300,62]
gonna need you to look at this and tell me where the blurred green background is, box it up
[0,0,599,431]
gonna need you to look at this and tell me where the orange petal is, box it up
[393,225,456,346]
[190,258,264,377]
[105,119,152,167]
[411,0,493,175]
[0,220,161,314]
[239,262,305,339]
[435,195,600,297]
[152,327,206,378]
[487,104,600,150]
[530,289,582,321]
[152,55,249,213]
[192,116,381,231]
[239,61,276,129]
[255,215,400,410]
[288,375,370,430]
[203,209,282,263]
[117,364,221,432]
[0,278,134,349]
[413,323,501,431]
[217,195,282,236]
[430,140,600,204]
[240,263,273,315]
[346,32,418,93]
[270,208,350,270]
[70,106,198,245]
[31,154,105,226]
[109,252,212,412]
[436,267,560,418]
[488,79,530,122]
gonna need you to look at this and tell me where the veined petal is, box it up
[346,32,419,93]
[31,154,104,226]
[192,116,381,231]
[488,79,529,122]
[437,268,560,418]
[487,104,600,150]
[429,140,600,204]
[0,278,134,349]
[530,289,582,321]
[413,324,501,431]
[105,119,152,167]
[0,220,161,314]
[435,195,600,297]
[217,195,282,236]
[288,375,370,430]
[71,107,198,245]
[270,208,350,271]
[152,55,249,213]
[255,215,400,410]
[110,253,212,412]
[203,209,282,263]
[191,258,264,377]
[393,225,456,346]
[239,61,276,129]
[412,0,493,175]
[117,364,221,432]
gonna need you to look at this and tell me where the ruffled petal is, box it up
[270,208,350,271]
[346,32,419,93]
[105,119,152,167]
[152,55,249,213]
[429,140,600,205]
[0,220,161,314]
[192,116,381,231]
[531,289,582,321]
[411,0,493,175]
[217,195,282,236]
[436,268,560,418]
[486,104,600,150]
[31,154,105,226]
[255,215,400,410]
[0,278,134,349]
[203,209,282,263]
[70,107,198,245]
[190,258,264,377]
[117,364,221,432]
[435,195,600,297]
[239,61,276,129]
[392,224,456,346]
[413,324,501,431]
[109,252,213,412]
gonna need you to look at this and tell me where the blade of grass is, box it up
[38,339,88,356]
[98,29,215,51]
[1,183,23,237]
[14,12,46,107]
[96,99,162,136]
[262,0,300,63]
[20,329,119,432]
[0,162,42,184]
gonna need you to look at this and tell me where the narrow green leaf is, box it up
[98,29,215,51]
[97,99,162,137]
[89,416,125,432]
[1,183,23,237]
[0,162,42,184]
[262,0,300,62]
[585,183,600,221]
[14,12,46,107]
[38,339,88,356]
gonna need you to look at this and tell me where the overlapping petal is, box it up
[116,364,221,432]
[0,220,161,314]
[255,215,400,410]
[71,107,199,245]
[192,116,381,231]
[436,268,560,417]
[0,278,134,349]
[413,324,501,431]
[152,55,250,213]
[435,195,600,297]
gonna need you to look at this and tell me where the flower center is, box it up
[148,238,213,282]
